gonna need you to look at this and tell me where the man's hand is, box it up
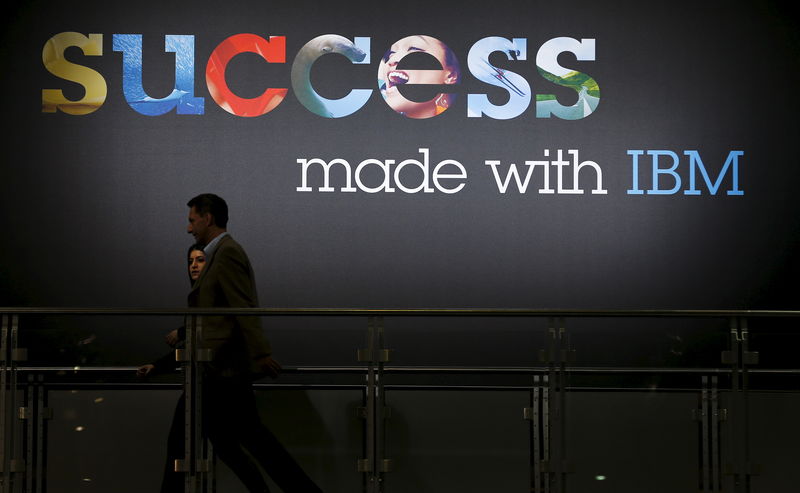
[164,329,179,347]
[257,356,282,378]
[137,364,155,378]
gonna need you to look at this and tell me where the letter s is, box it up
[535,37,600,120]
[467,37,531,119]
[42,32,107,115]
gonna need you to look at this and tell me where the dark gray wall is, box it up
[1,0,799,368]
[3,0,798,310]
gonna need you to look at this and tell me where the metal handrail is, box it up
[1,307,800,317]
[11,365,800,374]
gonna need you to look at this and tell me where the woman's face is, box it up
[379,35,457,118]
[188,249,206,281]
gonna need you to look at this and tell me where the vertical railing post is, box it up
[6,315,17,493]
[180,315,195,493]
[0,315,26,493]
[0,314,9,493]
[701,376,711,491]
[696,375,723,493]
[23,376,32,493]
[178,315,211,493]
[36,374,48,493]
[552,317,569,493]
[358,316,392,493]
[711,375,721,492]
[542,373,550,493]
[357,317,374,493]
[184,315,195,493]
[21,372,49,493]
[530,317,571,493]
[525,373,550,493]
[374,318,390,488]
[722,317,759,493]
[529,375,541,493]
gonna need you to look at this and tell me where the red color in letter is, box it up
[206,34,287,117]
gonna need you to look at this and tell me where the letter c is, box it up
[206,34,288,117]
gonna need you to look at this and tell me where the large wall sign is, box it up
[1,0,798,311]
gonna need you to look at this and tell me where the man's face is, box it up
[187,206,211,244]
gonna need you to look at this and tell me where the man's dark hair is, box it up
[187,193,229,228]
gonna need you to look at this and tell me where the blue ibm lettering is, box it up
[627,149,744,196]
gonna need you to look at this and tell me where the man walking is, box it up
[185,193,279,380]
[161,193,322,493]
